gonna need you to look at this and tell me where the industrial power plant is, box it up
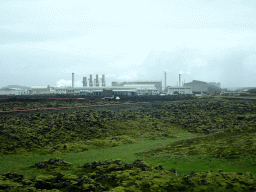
[51,73,162,96]
[0,72,226,96]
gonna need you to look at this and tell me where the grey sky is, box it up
[1,0,256,88]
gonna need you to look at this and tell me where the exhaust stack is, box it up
[89,74,93,87]
[72,73,74,89]
[102,74,105,87]
[83,77,87,87]
[179,74,181,87]
[96,74,99,87]
[164,71,166,90]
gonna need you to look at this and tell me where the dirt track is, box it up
[0,95,195,117]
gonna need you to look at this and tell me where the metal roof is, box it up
[105,86,140,89]
[31,85,49,89]
[134,79,162,82]
[185,80,207,84]
[112,79,162,83]
[123,84,156,87]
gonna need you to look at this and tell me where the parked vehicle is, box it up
[102,95,120,101]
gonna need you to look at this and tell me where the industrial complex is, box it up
[0,73,230,96]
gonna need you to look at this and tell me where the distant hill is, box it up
[2,85,30,90]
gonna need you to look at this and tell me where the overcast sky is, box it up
[1,0,256,88]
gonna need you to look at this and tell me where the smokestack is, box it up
[164,71,166,90]
[83,77,87,87]
[96,74,99,87]
[72,73,74,89]
[89,74,93,87]
[102,74,105,87]
[179,74,181,87]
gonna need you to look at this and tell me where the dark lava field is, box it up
[0,95,256,191]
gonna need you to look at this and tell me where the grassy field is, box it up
[0,127,206,178]
[1,98,256,191]
[1,126,256,191]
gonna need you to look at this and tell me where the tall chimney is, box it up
[179,74,181,87]
[102,74,105,87]
[96,74,99,87]
[164,71,166,91]
[72,73,74,89]
[89,74,93,87]
[83,77,87,87]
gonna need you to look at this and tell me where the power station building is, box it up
[48,74,162,96]
[167,75,222,95]
[0,85,30,95]
[110,80,161,95]
[112,79,162,92]
[184,80,222,94]
[168,87,193,95]
[31,85,50,94]
[1,73,225,96]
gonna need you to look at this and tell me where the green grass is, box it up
[1,99,256,191]
[1,126,255,183]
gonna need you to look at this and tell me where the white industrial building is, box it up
[0,88,28,96]
[220,91,248,96]
[112,79,162,92]
[168,87,193,95]
[47,74,162,96]
[21,74,162,96]
[52,86,74,94]
[0,85,31,95]
[31,85,50,94]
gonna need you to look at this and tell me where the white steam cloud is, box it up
[55,79,83,87]
[179,71,192,75]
